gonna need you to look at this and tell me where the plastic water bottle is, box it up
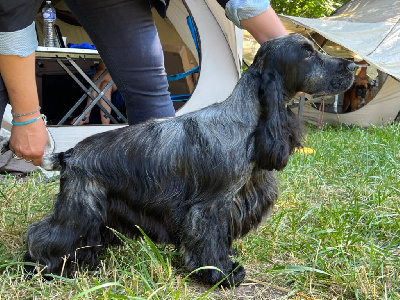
[42,1,57,47]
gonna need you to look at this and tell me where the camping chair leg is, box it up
[67,58,127,124]
[57,70,109,125]
[56,58,128,125]
[72,80,120,125]
[92,79,128,124]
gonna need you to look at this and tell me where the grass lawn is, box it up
[1,123,399,299]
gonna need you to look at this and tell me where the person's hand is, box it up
[9,115,48,166]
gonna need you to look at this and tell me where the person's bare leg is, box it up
[71,63,110,125]
[99,81,114,125]
[71,91,95,125]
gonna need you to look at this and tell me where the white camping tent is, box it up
[173,0,243,115]
[282,0,400,127]
[1,0,243,152]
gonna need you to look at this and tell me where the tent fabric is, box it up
[281,0,400,126]
[0,149,38,176]
[280,0,400,79]
[331,0,400,23]
[175,0,242,115]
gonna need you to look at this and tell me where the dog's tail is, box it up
[41,149,71,171]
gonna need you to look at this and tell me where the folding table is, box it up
[35,46,128,125]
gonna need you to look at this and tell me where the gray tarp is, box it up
[281,0,400,79]
[282,0,400,126]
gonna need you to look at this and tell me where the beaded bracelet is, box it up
[11,114,45,126]
[11,106,41,118]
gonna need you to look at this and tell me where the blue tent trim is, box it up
[167,16,200,103]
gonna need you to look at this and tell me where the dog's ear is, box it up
[286,106,303,152]
[252,71,299,171]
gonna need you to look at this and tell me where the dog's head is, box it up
[252,33,356,98]
[249,34,356,171]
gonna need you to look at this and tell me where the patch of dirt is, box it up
[193,281,290,300]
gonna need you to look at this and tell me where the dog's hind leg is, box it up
[180,201,246,288]
[25,177,109,277]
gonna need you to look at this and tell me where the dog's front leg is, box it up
[180,202,245,288]
[230,168,278,238]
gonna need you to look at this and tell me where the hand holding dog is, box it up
[9,117,47,165]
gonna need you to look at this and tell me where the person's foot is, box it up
[71,114,90,125]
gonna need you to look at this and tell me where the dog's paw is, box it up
[219,262,246,288]
[23,251,53,281]
[0,136,10,154]
[194,261,246,288]
[23,251,36,277]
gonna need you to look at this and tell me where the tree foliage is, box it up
[271,0,349,18]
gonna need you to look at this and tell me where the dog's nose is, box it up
[347,62,358,72]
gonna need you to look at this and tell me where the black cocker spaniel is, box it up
[23,34,355,287]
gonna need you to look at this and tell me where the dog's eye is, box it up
[304,50,314,60]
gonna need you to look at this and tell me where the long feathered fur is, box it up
[23,34,355,287]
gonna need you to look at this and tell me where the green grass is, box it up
[0,123,399,299]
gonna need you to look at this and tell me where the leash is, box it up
[317,98,325,129]
[305,29,329,55]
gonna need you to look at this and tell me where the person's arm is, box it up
[0,0,48,165]
[220,0,288,44]
[0,53,47,165]
[240,6,288,44]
